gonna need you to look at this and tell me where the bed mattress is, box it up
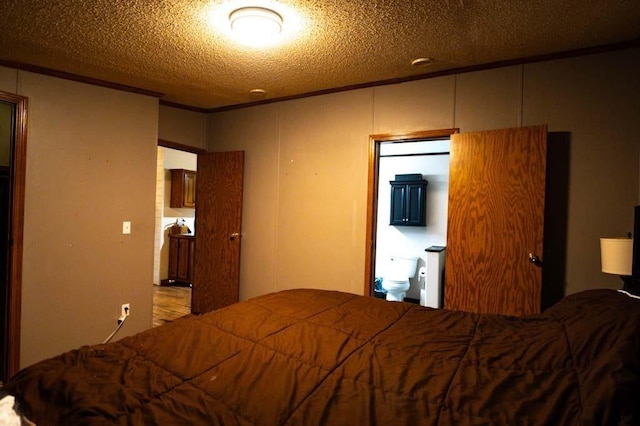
[4,288,640,425]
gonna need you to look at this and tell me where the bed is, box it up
[3,288,640,425]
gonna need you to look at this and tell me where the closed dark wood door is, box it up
[192,151,244,314]
[445,125,547,316]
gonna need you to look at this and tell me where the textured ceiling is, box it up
[1,0,639,111]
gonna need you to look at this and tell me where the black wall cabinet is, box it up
[390,174,428,226]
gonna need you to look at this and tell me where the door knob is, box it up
[230,232,241,240]
[528,252,543,267]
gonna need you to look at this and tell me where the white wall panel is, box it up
[454,66,523,132]
[207,47,640,303]
[0,66,17,93]
[19,71,158,367]
[373,77,455,134]
[158,105,207,149]
[276,90,372,296]
[523,48,640,295]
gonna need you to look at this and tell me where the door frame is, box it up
[363,128,458,297]
[1,90,27,380]
[158,139,207,155]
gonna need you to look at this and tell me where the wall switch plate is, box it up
[122,221,131,234]
[121,303,130,317]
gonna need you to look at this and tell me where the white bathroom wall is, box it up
[375,141,450,299]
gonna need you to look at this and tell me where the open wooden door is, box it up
[445,125,547,316]
[192,151,244,314]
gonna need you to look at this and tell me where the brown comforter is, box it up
[5,288,640,425]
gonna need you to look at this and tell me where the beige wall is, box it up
[0,67,18,93]
[0,68,159,368]
[523,49,640,291]
[208,90,373,300]
[205,103,289,300]
[207,47,640,301]
[158,105,207,149]
[1,46,633,368]
[154,106,205,285]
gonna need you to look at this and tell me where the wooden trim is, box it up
[158,139,207,154]
[0,90,28,379]
[9,94,26,378]
[364,128,459,297]
[369,129,459,143]
[2,40,636,113]
[364,137,380,298]
[159,100,209,114]
[0,60,164,99]
[207,40,640,113]
[1,40,637,113]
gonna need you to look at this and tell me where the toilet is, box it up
[382,256,419,302]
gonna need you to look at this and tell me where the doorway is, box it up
[0,91,27,382]
[364,129,458,297]
[367,125,548,315]
[153,140,204,326]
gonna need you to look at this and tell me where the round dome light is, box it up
[229,7,283,39]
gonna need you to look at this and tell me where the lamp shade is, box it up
[600,238,633,275]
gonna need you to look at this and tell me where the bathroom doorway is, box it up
[364,129,457,298]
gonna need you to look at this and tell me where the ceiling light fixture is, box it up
[229,7,283,41]
[411,57,434,67]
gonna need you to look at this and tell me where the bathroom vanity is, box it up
[165,233,195,285]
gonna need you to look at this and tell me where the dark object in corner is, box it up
[632,205,640,279]
[622,277,640,296]
[623,205,640,296]
[373,277,386,298]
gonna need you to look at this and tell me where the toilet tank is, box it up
[389,256,419,279]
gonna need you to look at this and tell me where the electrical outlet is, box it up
[121,303,130,317]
